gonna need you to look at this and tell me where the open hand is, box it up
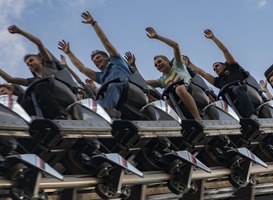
[124,52,135,66]
[58,40,70,54]
[81,11,94,24]
[146,27,158,39]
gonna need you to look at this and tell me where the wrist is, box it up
[91,21,97,26]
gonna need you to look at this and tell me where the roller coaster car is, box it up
[91,72,181,164]
[0,94,31,159]
[84,73,213,195]
[2,154,63,200]
[0,85,145,200]
[160,73,270,189]
[217,75,273,161]
[161,74,241,156]
[0,95,64,200]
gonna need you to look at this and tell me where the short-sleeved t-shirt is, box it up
[156,58,192,88]
[95,55,132,85]
[214,62,248,89]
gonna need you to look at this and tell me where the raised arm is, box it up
[124,52,138,73]
[60,55,83,85]
[7,25,52,62]
[183,55,216,85]
[81,11,119,57]
[204,29,235,65]
[146,27,182,63]
[58,40,97,81]
[0,69,29,86]
[260,80,273,100]
[145,80,160,88]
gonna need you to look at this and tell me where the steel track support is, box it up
[127,184,147,200]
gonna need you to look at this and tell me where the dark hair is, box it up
[264,64,273,82]
[23,54,43,62]
[90,50,109,60]
[212,62,225,67]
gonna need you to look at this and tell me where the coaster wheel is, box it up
[62,150,90,174]
[197,145,223,166]
[95,184,117,199]
[228,155,243,169]
[228,174,247,189]
[95,162,113,178]
[9,188,31,200]
[119,186,131,199]
[167,159,184,174]
[167,179,187,195]
[167,159,187,195]
[253,142,273,162]
[136,147,164,170]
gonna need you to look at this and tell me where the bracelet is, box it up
[91,21,97,26]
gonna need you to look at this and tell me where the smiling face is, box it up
[213,62,226,76]
[154,55,171,74]
[92,53,109,71]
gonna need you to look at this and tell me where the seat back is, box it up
[243,75,263,108]
[188,82,210,110]
[117,82,149,120]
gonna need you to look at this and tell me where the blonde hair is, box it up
[154,55,169,62]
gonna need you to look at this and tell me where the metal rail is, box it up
[1,163,273,190]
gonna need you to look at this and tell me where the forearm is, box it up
[129,63,138,73]
[210,35,235,64]
[187,62,215,85]
[18,30,51,61]
[187,62,204,75]
[91,22,118,56]
[0,69,28,86]
[210,36,228,52]
[66,51,86,72]
[66,51,96,81]
[156,35,178,49]
[145,80,160,88]
[264,88,273,100]
[155,35,181,61]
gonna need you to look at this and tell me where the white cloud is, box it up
[258,0,267,8]
[0,0,108,82]
[0,0,30,78]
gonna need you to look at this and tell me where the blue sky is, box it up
[0,0,272,92]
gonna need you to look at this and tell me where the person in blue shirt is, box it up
[58,11,132,116]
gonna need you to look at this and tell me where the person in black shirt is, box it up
[0,25,76,119]
[184,29,257,119]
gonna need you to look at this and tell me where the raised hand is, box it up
[146,27,158,39]
[85,78,97,88]
[81,11,94,24]
[60,55,67,65]
[204,29,214,39]
[182,55,191,65]
[58,40,70,54]
[124,52,135,66]
[260,80,268,90]
[7,25,21,34]
[0,86,13,95]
